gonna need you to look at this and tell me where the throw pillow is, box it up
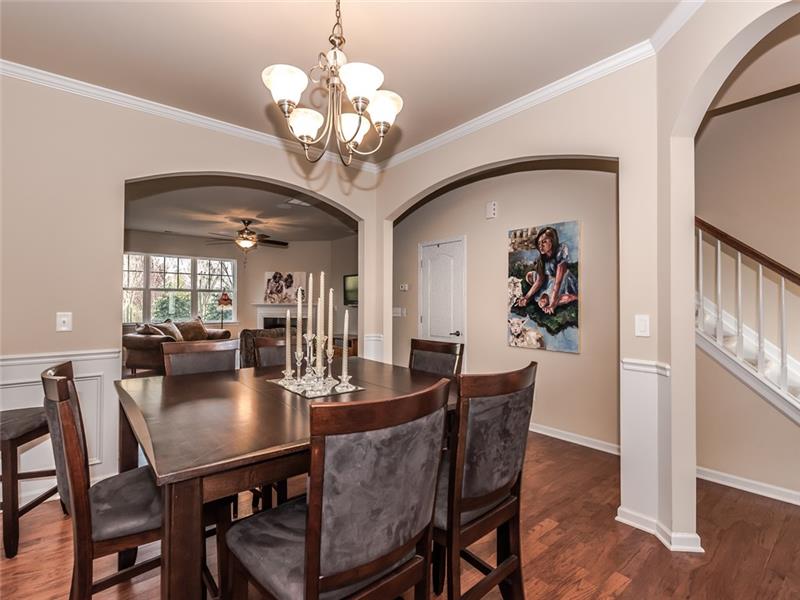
[153,320,184,341]
[176,317,209,342]
[135,324,163,335]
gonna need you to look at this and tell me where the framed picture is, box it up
[264,271,305,304]
[507,221,580,353]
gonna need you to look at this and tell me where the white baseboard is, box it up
[697,466,800,506]
[530,422,620,455]
[530,422,800,508]
[616,506,704,553]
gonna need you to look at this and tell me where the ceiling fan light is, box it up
[367,90,403,133]
[235,237,257,250]
[288,108,325,142]
[262,64,309,113]
[338,113,369,146]
[339,62,384,109]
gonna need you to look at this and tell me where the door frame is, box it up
[417,235,468,370]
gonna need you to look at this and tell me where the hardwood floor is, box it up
[2,432,798,599]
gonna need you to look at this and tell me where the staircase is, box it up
[695,217,800,425]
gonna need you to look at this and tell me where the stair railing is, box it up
[695,217,799,393]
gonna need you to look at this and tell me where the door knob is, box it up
[449,331,461,337]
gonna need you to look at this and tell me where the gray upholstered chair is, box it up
[253,336,287,368]
[224,379,452,600]
[42,361,231,599]
[162,338,239,376]
[409,338,464,379]
[431,362,537,600]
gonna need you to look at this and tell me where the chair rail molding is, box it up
[0,348,122,504]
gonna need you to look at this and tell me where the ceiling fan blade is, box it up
[205,240,232,245]
[256,233,272,241]
[207,233,235,239]
[258,239,289,248]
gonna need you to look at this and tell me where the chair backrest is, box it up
[253,336,286,368]
[448,362,537,525]
[408,338,464,378]
[41,361,92,544]
[162,339,239,376]
[305,379,451,598]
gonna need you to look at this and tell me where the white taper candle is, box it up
[296,288,303,355]
[342,309,349,379]
[285,309,291,371]
[328,288,334,354]
[307,273,313,339]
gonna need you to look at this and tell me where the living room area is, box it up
[121,173,359,376]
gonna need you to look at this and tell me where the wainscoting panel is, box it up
[0,349,122,504]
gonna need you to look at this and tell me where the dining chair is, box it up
[253,336,288,368]
[250,337,291,510]
[223,378,452,600]
[431,362,537,600]
[1,407,60,558]
[408,338,464,378]
[41,361,232,599]
[162,338,240,376]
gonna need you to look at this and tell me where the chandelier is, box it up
[261,0,403,166]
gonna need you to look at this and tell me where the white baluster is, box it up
[757,264,765,374]
[779,276,788,391]
[735,252,743,359]
[697,229,704,331]
[715,239,723,344]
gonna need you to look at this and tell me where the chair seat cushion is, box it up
[226,498,412,600]
[433,452,503,530]
[90,466,162,541]
[0,407,48,441]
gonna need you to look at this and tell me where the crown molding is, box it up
[650,0,705,53]
[376,39,656,171]
[2,2,701,176]
[0,59,380,174]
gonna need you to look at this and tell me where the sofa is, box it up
[122,319,232,374]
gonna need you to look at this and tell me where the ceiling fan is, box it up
[206,218,289,252]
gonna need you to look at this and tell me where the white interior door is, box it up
[419,238,465,345]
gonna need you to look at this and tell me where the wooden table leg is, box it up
[162,479,204,600]
[118,403,138,473]
[117,404,139,569]
[1,440,20,558]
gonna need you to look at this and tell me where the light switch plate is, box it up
[634,314,650,337]
[56,312,73,332]
[392,307,402,318]
[485,200,497,220]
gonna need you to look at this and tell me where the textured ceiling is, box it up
[125,175,357,241]
[1,1,677,162]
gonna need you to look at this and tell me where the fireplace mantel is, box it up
[253,303,314,326]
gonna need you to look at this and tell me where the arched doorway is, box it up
[121,171,362,367]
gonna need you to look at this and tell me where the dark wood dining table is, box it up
[115,357,455,600]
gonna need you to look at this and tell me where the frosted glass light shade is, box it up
[289,108,324,141]
[367,90,403,128]
[339,113,369,145]
[262,64,308,106]
[339,62,384,103]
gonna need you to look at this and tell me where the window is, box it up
[122,253,236,324]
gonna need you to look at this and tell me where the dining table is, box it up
[115,357,456,600]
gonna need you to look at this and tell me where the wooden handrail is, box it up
[695,217,800,287]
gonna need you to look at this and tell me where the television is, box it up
[343,274,358,307]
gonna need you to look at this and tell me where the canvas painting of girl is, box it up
[507,221,580,353]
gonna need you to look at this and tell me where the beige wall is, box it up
[124,230,358,337]
[694,74,800,493]
[0,76,377,357]
[330,235,359,336]
[697,350,800,491]
[393,170,619,445]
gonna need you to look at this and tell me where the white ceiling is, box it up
[125,175,357,241]
[713,14,800,109]
[0,1,678,162]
